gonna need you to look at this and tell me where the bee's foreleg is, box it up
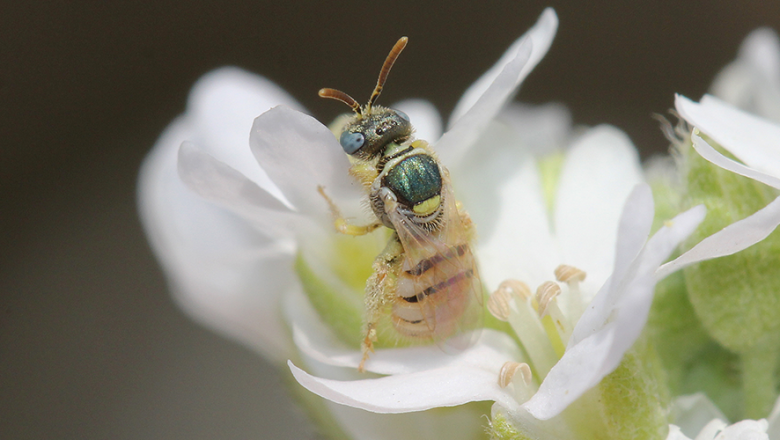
[359,235,403,372]
[317,185,382,236]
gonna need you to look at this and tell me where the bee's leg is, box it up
[317,185,382,236]
[359,235,403,372]
[456,201,476,241]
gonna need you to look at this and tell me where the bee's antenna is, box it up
[319,88,362,115]
[367,37,408,111]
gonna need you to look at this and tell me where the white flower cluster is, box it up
[138,8,780,440]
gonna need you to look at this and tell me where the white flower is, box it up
[655,94,780,278]
[666,392,780,439]
[667,420,769,440]
[138,68,305,363]
[139,6,711,438]
[139,8,596,439]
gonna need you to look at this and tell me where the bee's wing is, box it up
[384,172,483,352]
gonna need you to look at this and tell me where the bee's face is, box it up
[339,107,412,159]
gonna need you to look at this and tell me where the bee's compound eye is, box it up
[396,110,410,122]
[339,131,365,154]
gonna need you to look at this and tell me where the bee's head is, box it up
[338,107,412,158]
[320,37,411,159]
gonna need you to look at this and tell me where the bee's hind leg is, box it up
[456,200,476,241]
[317,186,382,236]
[359,235,403,372]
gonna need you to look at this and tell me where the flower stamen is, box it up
[554,264,586,322]
[488,279,531,321]
[535,281,569,356]
[554,264,586,285]
[535,281,561,318]
[498,361,532,388]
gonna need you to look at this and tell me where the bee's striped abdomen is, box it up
[391,242,477,339]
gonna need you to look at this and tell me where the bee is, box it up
[318,37,483,372]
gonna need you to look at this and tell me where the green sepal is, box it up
[647,271,711,394]
[680,137,780,353]
[678,342,742,421]
[596,334,671,440]
[295,252,364,348]
[294,232,384,348]
[678,136,780,418]
[487,411,527,440]
[646,156,684,234]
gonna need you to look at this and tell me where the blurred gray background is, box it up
[2,1,779,439]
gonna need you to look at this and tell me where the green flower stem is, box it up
[741,339,780,419]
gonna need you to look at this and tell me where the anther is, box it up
[498,361,532,388]
[487,289,512,322]
[498,279,532,300]
[488,280,532,321]
[535,281,561,318]
[554,264,586,284]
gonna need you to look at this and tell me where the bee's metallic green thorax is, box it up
[370,144,444,229]
[382,154,442,208]
[339,106,412,159]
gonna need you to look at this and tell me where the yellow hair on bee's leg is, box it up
[317,186,382,236]
[348,161,378,189]
[359,235,403,372]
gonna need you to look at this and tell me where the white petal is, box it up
[667,425,693,440]
[497,102,572,156]
[282,287,489,440]
[739,28,780,82]
[695,419,730,440]
[655,133,780,278]
[474,134,559,291]
[597,202,705,346]
[393,99,443,143]
[707,419,769,440]
[657,195,780,279]
[188,67,303,202]
[449,8,558,127]
[138,118,295,363]
[568,184,655,345]
[712,28,780,122]
[521,323,616,419]
[554,125,643,296]
[289,359,518,414]
[288,286,523,413]
[739,28,780,122]
[675,94,780,178]
[437,8,558,166]
[523,203,706,420]
[295,320,521,376]
[710,61,754,111]
[687,133,780,190]
[249,106,362,216]
[670,393,729,439]
[177,142,297,238]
